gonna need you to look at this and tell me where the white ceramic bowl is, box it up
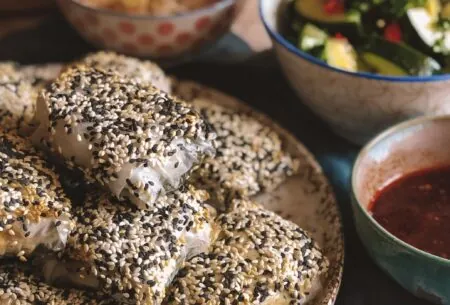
[260,0,450,145]
[57,0,243,59]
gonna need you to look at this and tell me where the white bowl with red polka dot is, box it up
[56,0,244,59]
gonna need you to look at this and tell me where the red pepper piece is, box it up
[324,0,345,15]
[334,32,347,40]
[384,22,402,43]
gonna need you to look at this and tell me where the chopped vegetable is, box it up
[384,22,403,42]
[324,0,345,15]
[442,2,450,18]
[425,0,441,19]
[361,36,441,75]
[293,0,361,40]
[284,0,447,75]
[361,52,408,75]
[349,0,427,17]
[323,37,358,71]
[335,32,347,39]
[299,23,329,51]
[294,0,361,24]
[405,1,450,56]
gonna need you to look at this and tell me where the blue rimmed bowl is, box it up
[259,0,450,145]
[57,0,244,59]
[352,115,450,304]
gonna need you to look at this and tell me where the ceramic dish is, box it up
[259,0,450,145]
[4,61,344,304]
[173,80,344,305]
[352,115,450,304]
[56,0,244,59]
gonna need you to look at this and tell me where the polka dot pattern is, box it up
[195,16,212,31]
[158,22,175,36]
[157,45,173,56]
[89,33,103,44]
[138,34,154,45]
[103,28,117,42]
[118,21,136,34]
[84,13,99,26]
[122,42,138,53]
[176,32,192,45]
[59,0,243,58]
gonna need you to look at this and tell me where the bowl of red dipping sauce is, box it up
[352,115,450,305]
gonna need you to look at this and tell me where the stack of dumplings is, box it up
[0,52,328,305]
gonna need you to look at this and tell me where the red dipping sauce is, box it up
[369,165,450,259]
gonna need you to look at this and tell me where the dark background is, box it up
[0,14,432,305]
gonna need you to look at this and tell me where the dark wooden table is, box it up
[0,8,434,305]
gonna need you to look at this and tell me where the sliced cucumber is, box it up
[361,53,408,76]
[357,57,374,73]
[294,0,361,39]
[295,0,357,22]
[425,0,441,19]
[404,0,450,56]
[323,38,358,72]
[443,2,450,19]
[361,36,441,75]
[299,23,328,51]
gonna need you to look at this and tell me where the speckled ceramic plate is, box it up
[16,62,343,304]
[172,80,344,305]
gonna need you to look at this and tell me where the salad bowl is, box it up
[260,0,450,145]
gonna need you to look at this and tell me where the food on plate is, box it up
[0,63,39,135]
[0,58,334,304]
[0,129,73,259]
[32,66,216,209]
[283,0,449,76]
[18,63,64,87]
[41,186,216,305]
[0,62,63,136]
[0,264,118,305]
[370,165,450,259]
[77,0,219,15]
[167,199,329,305]
[70,52,172,93]
[169,90,299,209]
[191,100,299,209]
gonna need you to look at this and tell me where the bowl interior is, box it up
[353,116,450,210]
[67,0,236,19]
[259,0,450,82]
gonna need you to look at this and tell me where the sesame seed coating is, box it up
[188,99,299,209]
[72,52,171,93]
[55,185,215,305]
[32,66,215,208]
[0,263,118,305]
[0,63,39,135]
[18,63,64,88]
[167,199,329,305]
[0,130,73,258]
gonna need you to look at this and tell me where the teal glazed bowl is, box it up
[352,115,450,304]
